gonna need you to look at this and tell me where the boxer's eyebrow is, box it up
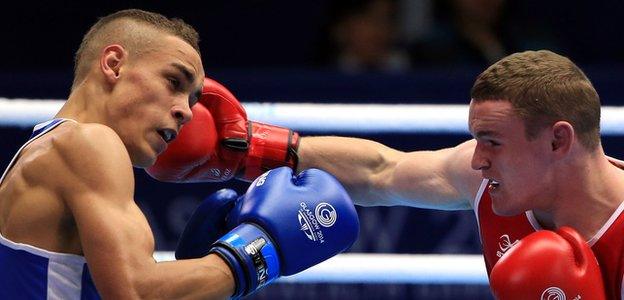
[170,62,195,85]
[474,130,499,139]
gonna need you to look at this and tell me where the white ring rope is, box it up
[2,98,624,135]
[153,252,489,284]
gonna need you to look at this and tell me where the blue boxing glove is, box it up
[175,189,238,260]
[210,167,359,298]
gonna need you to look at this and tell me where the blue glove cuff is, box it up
[211,223,281,297]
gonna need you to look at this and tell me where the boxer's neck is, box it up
[56,77,109,125]
[533,149,624,241]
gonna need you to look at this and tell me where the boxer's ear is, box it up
[550,121,574,157]
[100,44,127,85]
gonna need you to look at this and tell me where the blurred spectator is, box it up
[402,0,511,67]
[450,0,507,63]
[316,0,412,73]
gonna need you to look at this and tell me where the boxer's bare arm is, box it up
[298,137,483,210]
[58,123,233,299]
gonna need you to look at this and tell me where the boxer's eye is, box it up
[168,77,181,90]
[487,139,500,147]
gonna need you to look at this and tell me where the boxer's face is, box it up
[106,35,204,167]
[469,100,554,216]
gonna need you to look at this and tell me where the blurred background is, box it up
[1,1,623,299]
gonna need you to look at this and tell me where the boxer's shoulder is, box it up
[25,122,120,156]
[53,123,127,163]
[26,121,133,193]
[52,122,121,150]
[607,155,624,170]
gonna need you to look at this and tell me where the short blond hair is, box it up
[73,9,200,89]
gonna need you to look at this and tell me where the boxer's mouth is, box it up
[488,180,500,191]
[157,129,177,143]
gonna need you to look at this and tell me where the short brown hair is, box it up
[471,50,601,150]
[73,9,200,89]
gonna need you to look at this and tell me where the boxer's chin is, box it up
[491,195,524,217]
[131,148,158,169]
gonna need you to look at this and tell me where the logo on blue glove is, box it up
[315,203,337,227]
[255,170,270,186]
[297,202,338,243]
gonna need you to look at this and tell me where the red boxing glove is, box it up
[146,77,299,182]
[490,226,606,300]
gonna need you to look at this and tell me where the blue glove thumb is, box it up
[175,189,239,260]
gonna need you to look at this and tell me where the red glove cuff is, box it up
[237,121,300,181]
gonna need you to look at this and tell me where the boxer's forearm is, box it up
[297,136,403,206]
[298,137,478,209]
[133,254,234,300]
